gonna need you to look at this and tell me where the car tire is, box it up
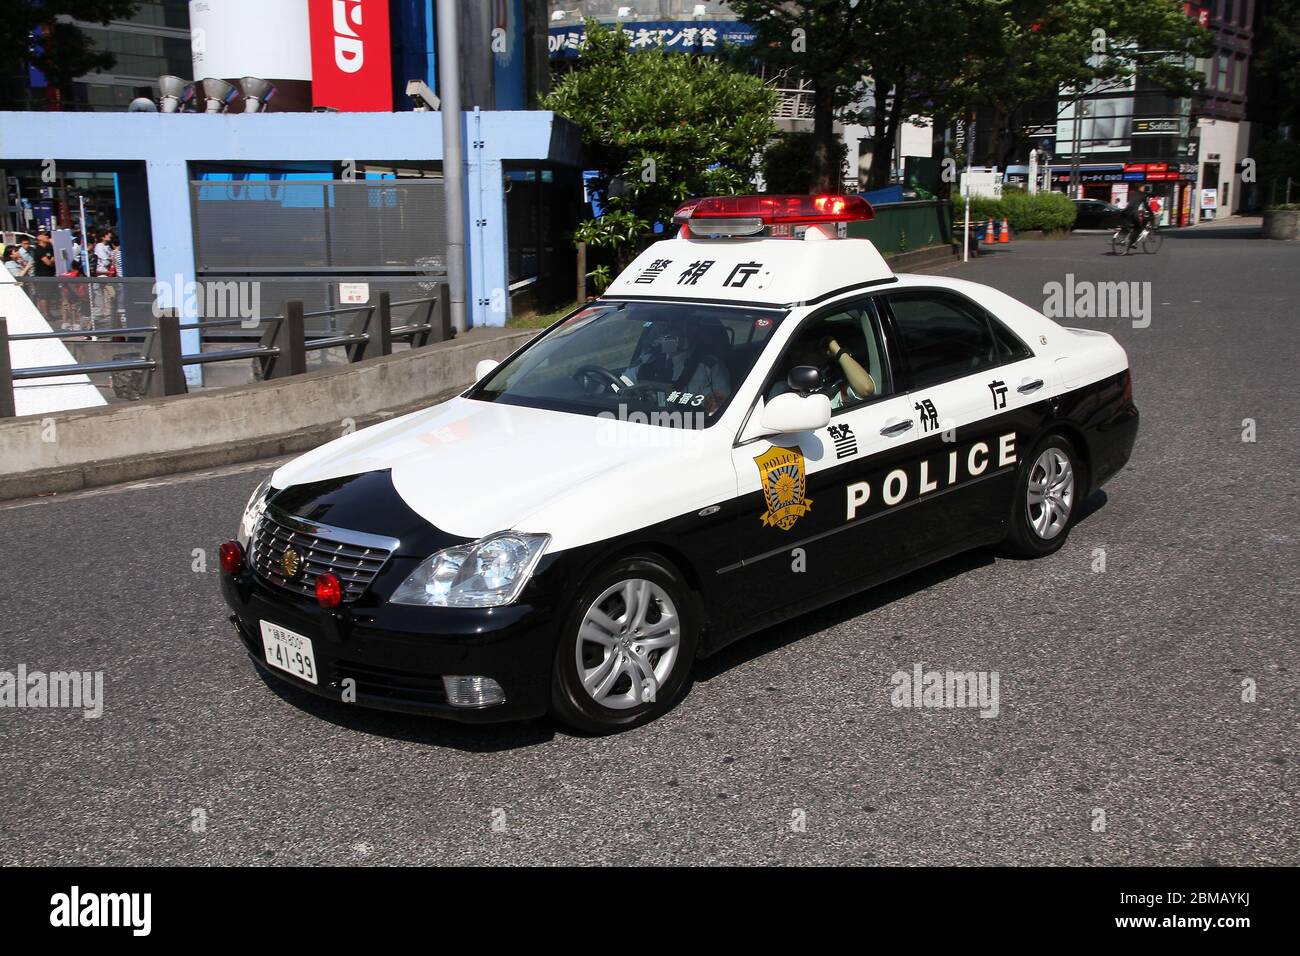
[1001,432,1082,558]
[549,554,699,735]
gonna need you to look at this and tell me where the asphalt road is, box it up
[1,223,1296,866]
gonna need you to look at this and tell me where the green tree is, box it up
[543,20,776,269]
[727,0,875,192]
[1254,0,1300,128]
[959,0,1210,168]
[732,0,1208,190]
[762,130,847,192]
[0,1,141,102]
[1252,0,1300,202]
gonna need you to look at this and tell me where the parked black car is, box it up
[1072,198,1125,230]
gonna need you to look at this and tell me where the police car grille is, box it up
[251,513,393,603]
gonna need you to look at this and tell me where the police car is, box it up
[219,194,1138,734]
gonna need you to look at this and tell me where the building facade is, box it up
[1,1,584,338]
[0,1,192,112]
[1196,0,1256,217]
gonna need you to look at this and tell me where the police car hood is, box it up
[270,396,727,549]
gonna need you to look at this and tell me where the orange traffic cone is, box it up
[985,218,995,242]
[999,218,1011,243]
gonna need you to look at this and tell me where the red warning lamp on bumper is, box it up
[315,572,343,609]
[673,193,874,237]
[218,541,244,575]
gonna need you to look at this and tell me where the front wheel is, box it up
[550,555,698,734]
[1141,229,1163,254]
[1001,433,1082,557]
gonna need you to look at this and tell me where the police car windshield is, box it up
[468,300,788,427]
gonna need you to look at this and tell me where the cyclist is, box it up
[1121,187,1154,250]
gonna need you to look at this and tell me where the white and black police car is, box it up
[220,194,1138,733]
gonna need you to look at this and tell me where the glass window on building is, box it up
[1217,54,1229,91]
[127,1,191,29]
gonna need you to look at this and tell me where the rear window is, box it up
[887,292,1000,389]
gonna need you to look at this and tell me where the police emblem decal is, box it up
[754,446,813,530]
[281,547,303,580]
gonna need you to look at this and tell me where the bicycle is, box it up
[1111,220,1163,256]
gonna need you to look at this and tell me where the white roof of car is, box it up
[605,234,896,308]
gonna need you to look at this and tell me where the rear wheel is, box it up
[550,555,698,734]
[1001,433,1081,557]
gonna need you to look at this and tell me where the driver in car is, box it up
[769,335,876,409]
[627,320,731,412]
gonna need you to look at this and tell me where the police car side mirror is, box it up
[475,359,499,381]
[760,391,832,435]
[787,365,822,395]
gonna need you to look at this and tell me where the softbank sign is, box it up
[308,0,392,111]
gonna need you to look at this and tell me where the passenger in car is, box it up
[769,334,876,409]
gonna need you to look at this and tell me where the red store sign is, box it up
[308,0,393,112]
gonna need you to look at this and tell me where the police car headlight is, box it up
[237,477,272,547]
[391,532,550,608]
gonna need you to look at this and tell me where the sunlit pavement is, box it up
[1,225,1296,865]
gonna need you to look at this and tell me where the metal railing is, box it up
[0,285,452,418]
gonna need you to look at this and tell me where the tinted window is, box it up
[763,300,894,411]
[991,316,1033,362]
[468,300,787,427]
[887,292,1000,389]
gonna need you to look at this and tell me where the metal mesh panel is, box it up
[191,180,447,272]
[245,277,446,337]
[20,277,159,333]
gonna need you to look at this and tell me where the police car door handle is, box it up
[1017,378,1045,394]
[879,419,914,437]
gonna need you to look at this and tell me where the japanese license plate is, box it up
[259,620,318,686]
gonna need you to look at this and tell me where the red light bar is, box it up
[673,194,874,226]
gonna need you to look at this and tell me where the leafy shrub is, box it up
[955,189,1077,232]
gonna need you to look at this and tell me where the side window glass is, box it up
[991,316,1033,362]
[887,292,1000,389]
[763,301,894,411]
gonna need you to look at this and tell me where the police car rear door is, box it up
[879,287,1054,552]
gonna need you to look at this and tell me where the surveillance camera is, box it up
[129,97,159,112]
[405,79,440,112]
[550,9,566,20]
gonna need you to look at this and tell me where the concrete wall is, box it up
[0,327,535,501]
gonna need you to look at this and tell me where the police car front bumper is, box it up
[220,567,560,723]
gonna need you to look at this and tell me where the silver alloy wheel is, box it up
[1026,447,1075,540]
[575,578,681,711]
